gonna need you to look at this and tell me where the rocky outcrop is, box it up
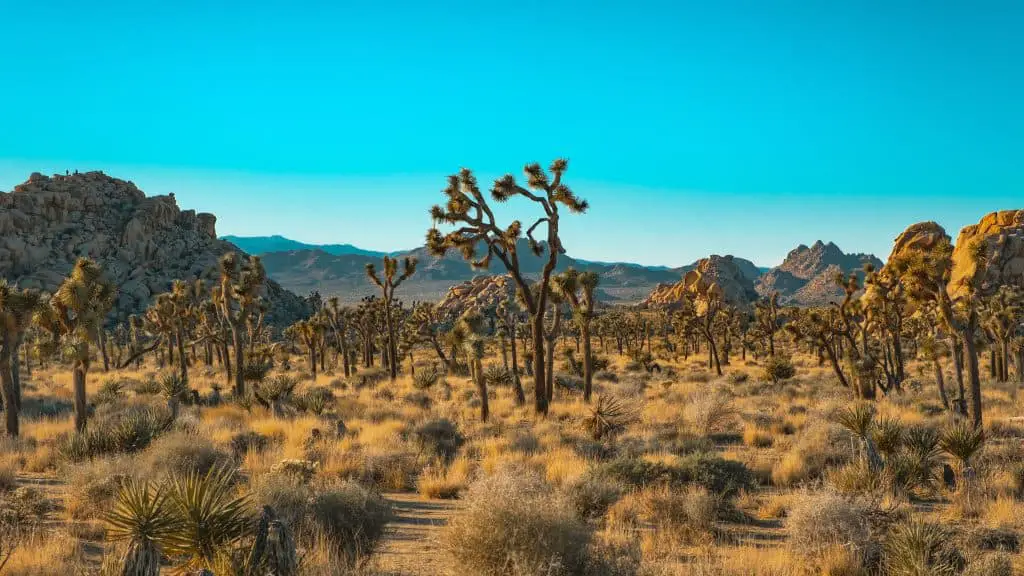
[642,255,758,309]
[949,210,1024,299]
[756,241,882,306]
[0,171,311,326]
[436,274,516,321]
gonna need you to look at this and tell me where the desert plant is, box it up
[885,520,963,576]
[254,375,298,416]
[940,420,985,471]
[762,354,796,383]
[366,256,417,380]
[412,366,442,390]
[583,395,635,441]
[414,418,464,464]
[308,482,391,564]
[159,371,189,418]
[163,466,251,570]
[684,389,737,436]
[105,478,179,576]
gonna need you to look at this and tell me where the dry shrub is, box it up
[141,430,233,478]
[771,419,850,487]
[308,481,392,563]
[567,473,624,520]
[787,489,874,559]
[1,530,88,576]
[441,465,591,576]
[684,388,737,436]
[64,456,135,521]
[0,456,16,493]
[642,485,720,544]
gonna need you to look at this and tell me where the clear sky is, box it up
[2,1,1021,267]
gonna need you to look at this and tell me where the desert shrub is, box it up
[309,481,391,563]
[594,371,618,383]
[591,453,753,497]
[294,386,334,415]
[441,466,590,576]
[55,405,173,462]
[93,378,127,405]
[413,366,442,390]
[787,489,874,558]
[762,354,796,383]
[884,520,965,576]
[727,371,749,385]
[555,374,584,394]
[65,456,135,521]
[483,365,512,387]
[132,376,161,396]
[567,474,623,520]
[250,471,313,530]
[742,424,773,448]
[142,431,233,478]
[402,391,432,410]
[417,457,472,500]
[642,485,720,542]
[683,371,710,383]
[771,420,851,486]
[414,418,465,464]
[684,389,737,436]
[228,431,273,458]
[967,527,1020,553]
[271,459,320,483]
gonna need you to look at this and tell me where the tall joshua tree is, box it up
[324,297,353,377]
[366,256,417,381]
[553,269,600,402]
[46,258,116,432]
[427,159,588,415]
[218,252,266,397]
[0,281,43,436]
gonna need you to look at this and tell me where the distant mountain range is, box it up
[223,235,874,306]
[222,235,407,258]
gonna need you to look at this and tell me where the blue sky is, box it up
[2,1,1021,267]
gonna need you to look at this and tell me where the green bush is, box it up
[762,355,796,383]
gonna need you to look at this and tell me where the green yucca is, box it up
[106,478,179,576]
[884,520,962,576]
[834,402,876,438]
[584,395,635,441]
[939,420,985,469]
[159,372,189,402]
[162,467,251,570]
[903,426,943,491]
[872,416,905,457]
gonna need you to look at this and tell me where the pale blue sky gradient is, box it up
[2,1,1021,266]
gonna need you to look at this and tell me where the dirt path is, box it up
[371,493,460,576]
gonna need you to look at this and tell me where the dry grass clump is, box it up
[440,465,591,576]
[65,455,136,521]
[641,485,721,544]
[417,455,473,499]
[684,387,737,436]
[742,423,774,448]
[140,430,233,478]
[786,489,876,560]
[771,419,850,486]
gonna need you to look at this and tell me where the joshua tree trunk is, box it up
[309,345,317,382]
[582,320,594,403]
[934,360,951,411]
[1,340,19,436]
[384,300,398,380]
[963,334,983,428]
[949,336,967,416]
[509,325,525,405]
[341,336,351,377]
[99,331,110,373]
[231,324,245,396]
[475,356,488,422]
[11,335,23,409]
[176,328,188,385]
[545,308,561,402]
[531,313,547,414]
[73,359,88,433]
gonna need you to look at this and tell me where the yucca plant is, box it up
[939,420,985,471]
[584,395,635,441]
[872,416,905,458]
[106,478,180,576]
[159,371,189,418]
[162,467,251,571]
[254,375,297,417]
[833,402,882,471]
[902,425,943,492]
[884,520,962,576]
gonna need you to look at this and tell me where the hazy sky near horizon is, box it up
[2,1,1021,267]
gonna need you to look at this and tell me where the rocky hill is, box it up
[643,255,759,308]
[0,172,311,326]
[755,240,882,306]
[949,209,1024,298]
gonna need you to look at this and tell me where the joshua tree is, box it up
[552,269,600,402]
[456,310,489,421]
[366,256,417,380]
[426,159,588,414]
[755,292,781,356]
[495,299,526,405]
[324,297,353,377]
[217,252,266,397]
[42,258,116,432]
[408,302,456,372]
[0,281,43,436]
[889,235,985,426]
[286,316,326,381]
[981,286,1022,384]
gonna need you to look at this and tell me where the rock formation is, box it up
[642,255,758,308]
[0,171,311,326]
[756,241,882,306]
[948,210,1024,299]
[435,274,516,321]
